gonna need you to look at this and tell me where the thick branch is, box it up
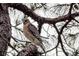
[8,3,79,24]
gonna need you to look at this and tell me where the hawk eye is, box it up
[23,20,28,24]
[25,20,28,22]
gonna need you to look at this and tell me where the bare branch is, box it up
[8,3,79,24]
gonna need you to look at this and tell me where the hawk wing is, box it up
[28,24,46,55]
[28,24,42,42]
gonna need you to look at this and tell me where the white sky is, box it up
[7,3,79,56]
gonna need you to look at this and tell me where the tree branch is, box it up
[8,3,79,24]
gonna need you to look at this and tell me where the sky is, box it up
[7,3,79,56]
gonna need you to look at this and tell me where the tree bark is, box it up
[17,44,41,56]
[0,4,11,56]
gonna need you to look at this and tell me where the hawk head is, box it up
[23,16,30,24]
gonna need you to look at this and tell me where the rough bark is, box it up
[0,4,11,56]
[17,44,41,56]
